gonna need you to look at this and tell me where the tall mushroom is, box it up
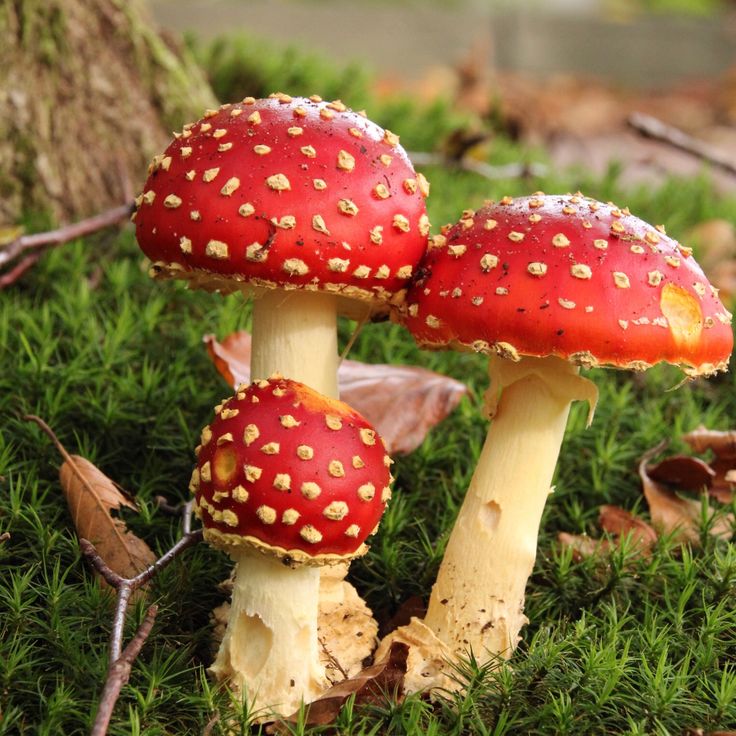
[380,192,733,689]
[191,375,393,716]
[134,93,429,673]
[133,92,430,397]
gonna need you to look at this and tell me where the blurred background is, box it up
[149,0,736,191]
[5,0,736,292]
[151,0,736,88]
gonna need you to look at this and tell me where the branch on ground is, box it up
[23,414,202,736]
[82,521,202,735]
[0,202,135,288]
[627,112,736,179]
[90,605,158,736]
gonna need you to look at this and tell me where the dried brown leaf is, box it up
[557,531,611,561]
[687,221,736,301]
[378,595,427,638]
[60,455,156,579]
[646,455,715,491]
[682,426,736,503]
[682,426,736,459]
[558,506,656,561]
[685,219,736,272]
[598,504,658,553]
[204,331,467,455]
[639,450,733,544]
[268,642,408,732]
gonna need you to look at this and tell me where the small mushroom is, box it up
[380,193,733,690]
[192,376,393,716]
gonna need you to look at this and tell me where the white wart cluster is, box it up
[403,193,732,376]
[191,376,393,564]
[134,94,430,305]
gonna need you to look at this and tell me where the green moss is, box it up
[2,33,735,735]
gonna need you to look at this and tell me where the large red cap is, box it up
[191,376,393,565]
[134,93,430,307]
[402,193,733,376]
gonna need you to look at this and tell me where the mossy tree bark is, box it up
[0,0,217,223]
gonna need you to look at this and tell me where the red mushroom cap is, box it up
[191,376,393,565]
[134,93,430,307]
[402,193,733,375]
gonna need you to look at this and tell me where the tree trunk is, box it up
[0,0,217,223]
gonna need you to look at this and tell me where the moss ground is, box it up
[1,36,735,735]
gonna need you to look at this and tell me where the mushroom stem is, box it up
[251,289,339,398]
[249,290,379,682]
[209,549,326,716]
[423,355,596,662]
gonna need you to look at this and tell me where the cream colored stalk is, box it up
[251,289,340,399]
[377,355,596,692]
[246,288,377,682]
[210,550,325,716]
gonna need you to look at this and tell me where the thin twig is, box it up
[627,112,736,179]
[319,636,349,681]
[0,252,42,288]
[23,415,202,734]
[408,152,547,180]
[81,529,202,735]
[80,531,203,662]
[90,605,158,736]
[339,314,367,366]
[156,496,195,535]
[202,712,221,736]
[0,202,134,285]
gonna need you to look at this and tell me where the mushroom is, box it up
[379,192,733,690]
[134,93,429,674]
[134,92,430,397]
[191,375,393,716]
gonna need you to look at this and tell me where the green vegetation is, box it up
[1,34,735,736]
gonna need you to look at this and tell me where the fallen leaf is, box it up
[682,426,736,458]
[598,505,658,553]
[0,225,24,246]
[557,531,611,561]
[646,455,715,491]
[682,426,736,503]
[204,331,467,455]
[267,642,408,732]
[60,455,156,579]
[558,506,657,561]
[685,219,736,301]
[638,449,733,544]
[708,260,736,305]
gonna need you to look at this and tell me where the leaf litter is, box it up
[204,330,467,455]
[560,428,735,558]
[59,455,156,580]
[266,642,409,733]
[25,415,156,582]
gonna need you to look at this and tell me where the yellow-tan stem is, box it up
[210,550,325,717]
[251,289,339,398]
[250,289,373,682]
[423,355,595,662]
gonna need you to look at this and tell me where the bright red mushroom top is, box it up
[134,93,430,306]
[402,193,733,376]
[191,376,393,565]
